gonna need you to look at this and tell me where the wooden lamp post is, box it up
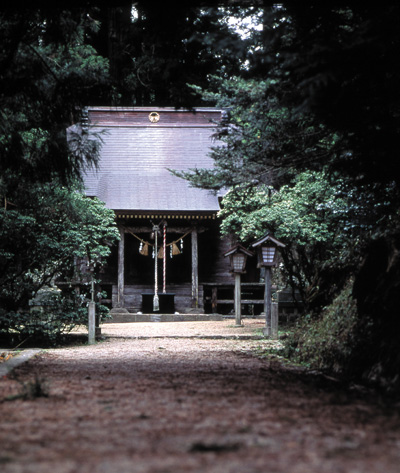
[88,263,96,345]
[251,233,285,337]
[224,244,254,327]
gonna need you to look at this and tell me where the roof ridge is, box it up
[86,106,223,112]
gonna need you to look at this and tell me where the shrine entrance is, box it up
[103,215,227,314]
[124,226,192,314]
[124,229,191,286]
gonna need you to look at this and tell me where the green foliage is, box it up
[174,6,400,392]
[0,180,119,343]
[0,7,112,184]
[0,296,84,346]
[5,374,49,402]
[281,281,358,374]
[281,276,400,394]
[0,182,119,311]
[0,286,109,346]
[279,5,400,189]
[218,169,359,311]
[0,7,120,344]
[176,73,338,192]
[219,170,347,245]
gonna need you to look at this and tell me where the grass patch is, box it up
[4,373,49,402]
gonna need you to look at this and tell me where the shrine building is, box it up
[80,106,263,316]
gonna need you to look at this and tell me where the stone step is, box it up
[104,313,227,323]
[104,313,265,323]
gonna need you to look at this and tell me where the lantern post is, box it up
[224,244,254,327]
[251,234,285,337]
[87,262,96,345]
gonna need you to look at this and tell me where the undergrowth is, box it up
[270,280,400,397]
[4,373,49,402]
[281,282,358,374]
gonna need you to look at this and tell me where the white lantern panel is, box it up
[262,246,276,264]
[232,253,246,272]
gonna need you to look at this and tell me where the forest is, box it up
[1,2,400,393]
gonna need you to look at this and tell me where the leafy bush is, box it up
[278,275,400,396]
[0,183,118,345]
[282,281,358,374]
[0,288,108,346]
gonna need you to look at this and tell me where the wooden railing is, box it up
[203,283,265,315]
[203,283,303,318]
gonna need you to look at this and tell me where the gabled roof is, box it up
[81,107,222,214]
[251,233,286,248]
[224,244,254,258]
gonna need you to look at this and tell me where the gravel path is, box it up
[1,320,399,473]
[99,319,268,339]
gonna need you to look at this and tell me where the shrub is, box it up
[282,280,358,374]
[0,287,108,346]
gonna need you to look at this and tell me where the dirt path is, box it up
[1,321,400,473]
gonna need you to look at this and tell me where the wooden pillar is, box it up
[88,301,96,345]
[271,302,279,339]
[191,227,198,308]
[263,267,272,337]
[94,281,101,337]
[211,287,218,314]
[117,227,125,308]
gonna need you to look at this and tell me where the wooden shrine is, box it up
[81,107,239,314]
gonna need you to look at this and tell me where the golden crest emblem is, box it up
[148,112,160,123]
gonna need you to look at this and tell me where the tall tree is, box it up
[174,3,400,386]
[89,4,253,106]
[277,5,400,188]
[0,6,112,184]
[0,6,119,339]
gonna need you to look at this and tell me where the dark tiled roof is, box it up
[82,107,222,213]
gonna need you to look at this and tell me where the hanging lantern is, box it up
[157,246,164,259]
